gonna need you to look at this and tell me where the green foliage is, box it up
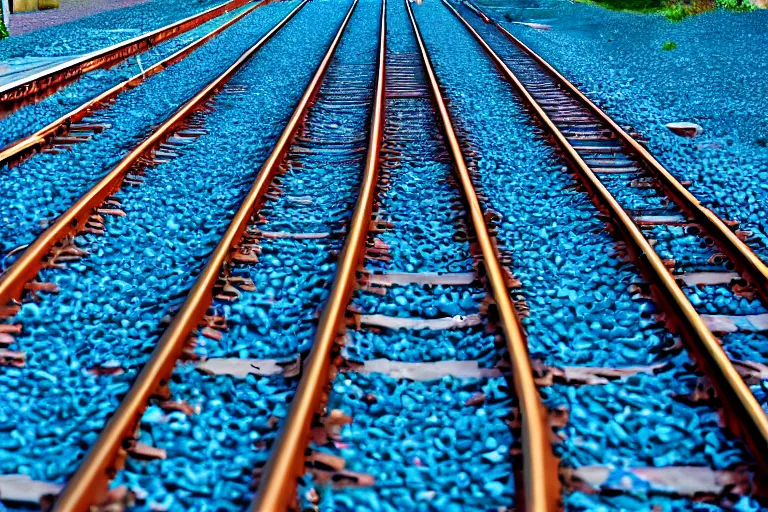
[664,4,690,20]
[0,2,7,39]
[716,0,756,10]
[662,40,678,50]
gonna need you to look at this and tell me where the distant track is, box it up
[0,0,255,110]
[0,0,267,168]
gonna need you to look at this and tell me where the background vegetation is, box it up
[580,0,756,20]
[0,2,7,39]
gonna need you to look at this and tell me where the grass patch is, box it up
[662,40,678,50]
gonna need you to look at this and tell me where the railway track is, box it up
[254,0,560,510]
[438,0,768,476]
[49,1,365,507]
[2,0,561,508]
[0,0,256,111]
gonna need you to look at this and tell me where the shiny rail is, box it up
[0,2,307,334]
[0,0,256,110]
[443,0,768,476]
[249,0,385,508]
[50,1,355,510]
[407,1,561,511]
[0,1,266,168]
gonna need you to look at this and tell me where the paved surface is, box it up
[8,0,151,35]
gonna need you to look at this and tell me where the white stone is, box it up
[666,122,703,137]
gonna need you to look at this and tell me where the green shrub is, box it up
[662,40,678,50]
[664,5,690,20]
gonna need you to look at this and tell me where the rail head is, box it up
[0,0,254,107]
[405,1,561,511]
[36,3,310,510]
[464,0,768,304]
[441,0,768,476]
[250,0,384,509]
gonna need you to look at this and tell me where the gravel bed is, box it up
[543,363,762,510]
[543,363,748,469]
[355,285,482,318]
[0,0,344,489]
[647,224,733,271]
[566,491,763,511]
[206,238,338,361]
[114,368,296,511]
[205,0,378,362]
[315,373,517,512]
[373,98,474,274]
[720,331,768,365]
[0,3,254,149]
[683,285,767,316]
[0,0,298,260]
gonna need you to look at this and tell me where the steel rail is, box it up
[0,1,265,168]
[406,2,561,511]
[463,0,768,307]
[0,0,256,108]
[51,1,355,510]
[440,0,768,475]
[0,0,308,316]
[250,0,384,509]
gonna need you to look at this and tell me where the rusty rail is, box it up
[49,1,357,510]
[249,0,384,509]
[0,0,266,168]
[0,0,257,109]
[464,0,768,307]
[442,0,768,476]
[406,1,561,511]
[0,0,307,309]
